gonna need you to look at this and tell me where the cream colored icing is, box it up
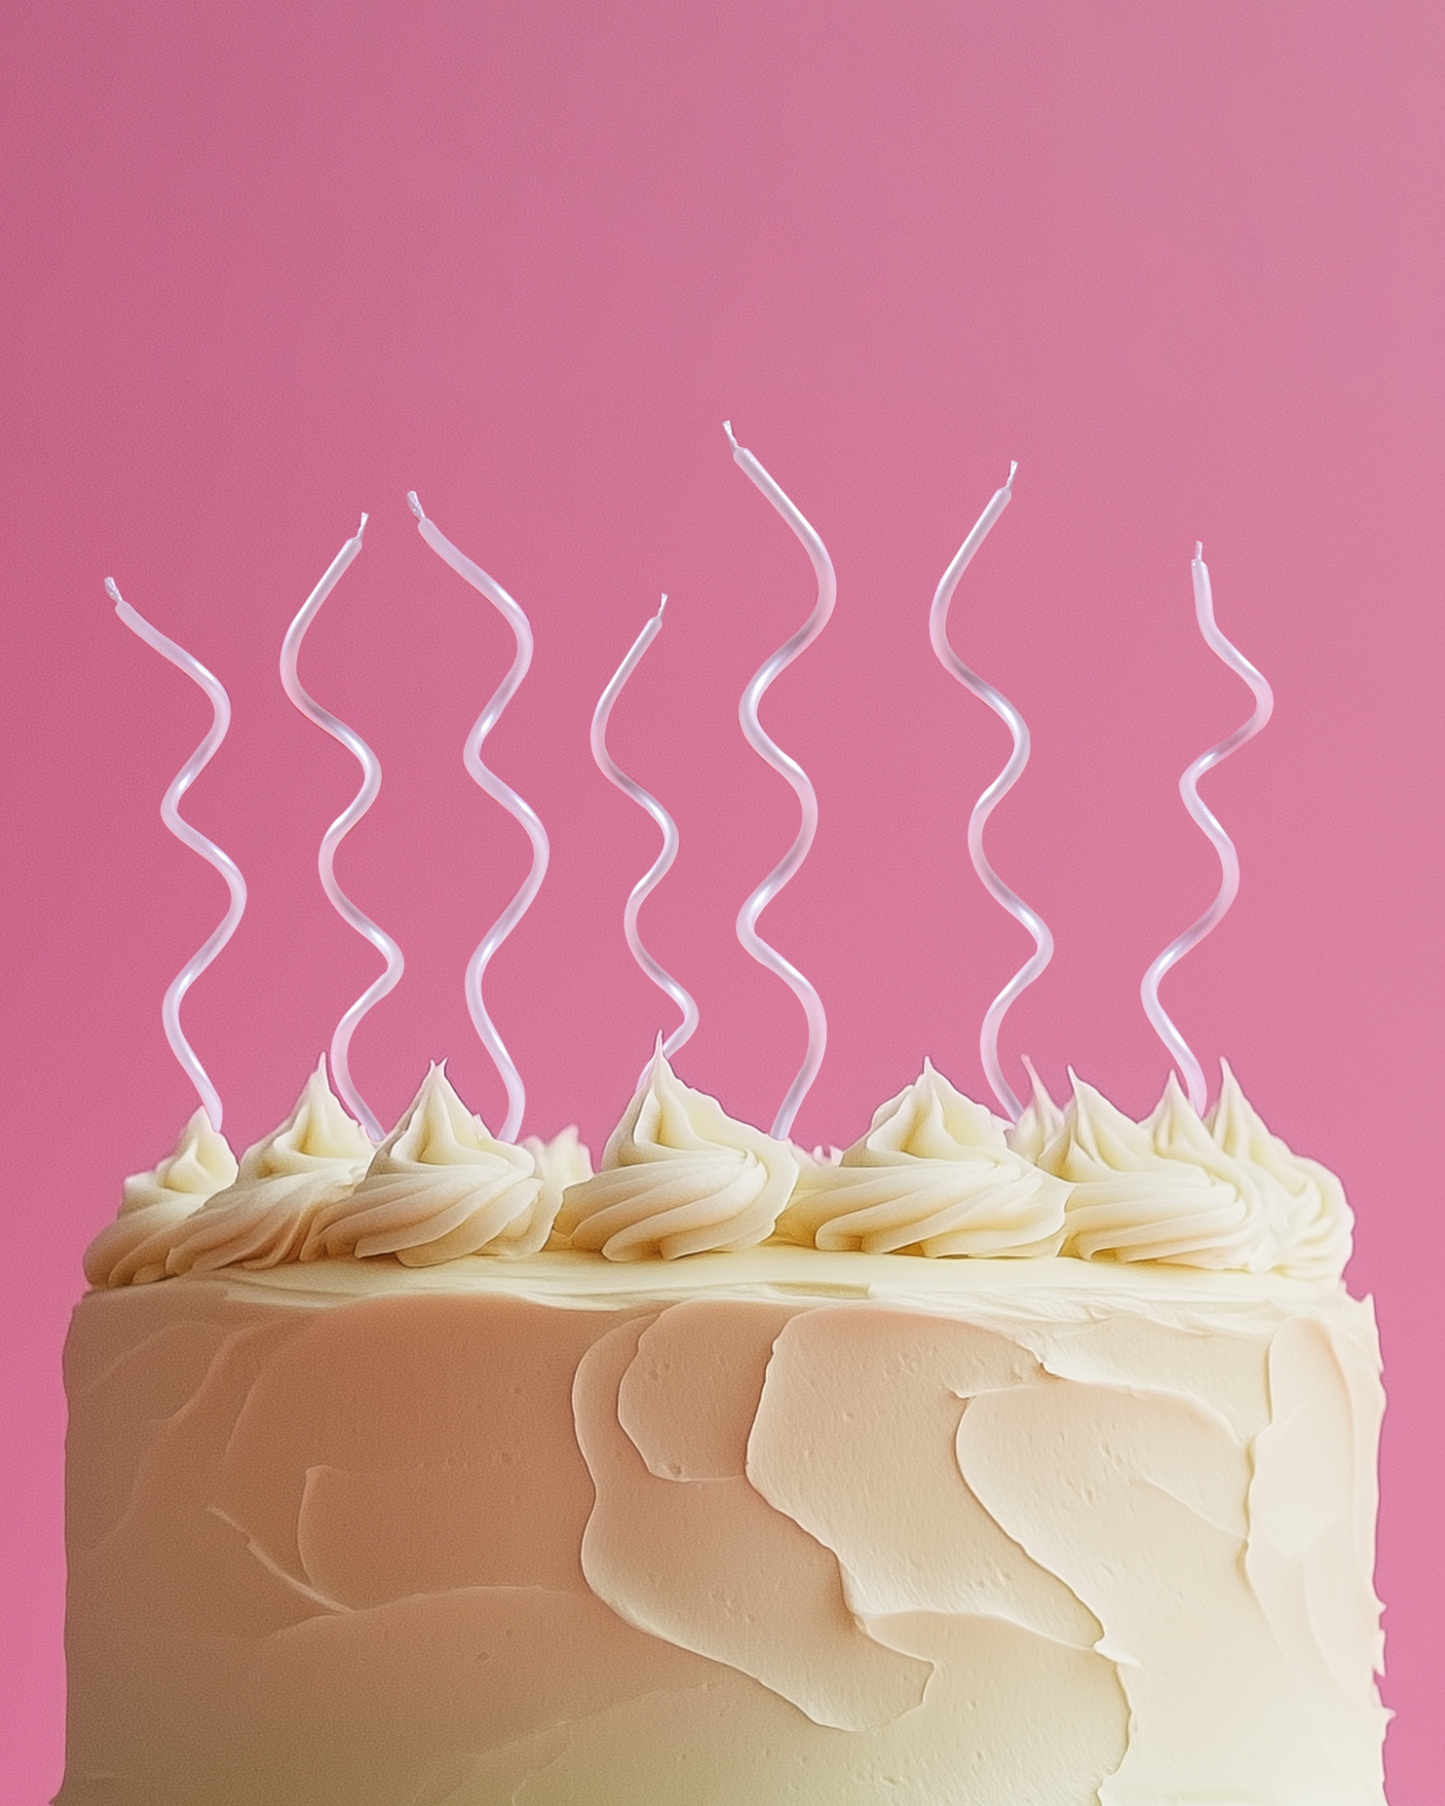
[302,1063,553,1264]
[60,1255,1385,1805]
[1207,1059,1354,1281]
[163,1059,373,1275]
[776,1060,1067,1256]
[522,1123,593,1235]
[556,1049,798,1259]
[82,1109,238,1288]
[1004,1057,1066,1164]
[1039,1071,1284,1271]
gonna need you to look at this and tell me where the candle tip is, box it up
[1194,541,1204,562]
[1007,460,1018,488]
[357,513,368,540]
[657,592,668,620]
[406,491,425,523]
[104,577,123,607]
[723,419,739,450]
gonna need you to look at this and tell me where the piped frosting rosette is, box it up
[83,1110,239,1287]
[521,1123,593,1235]
[303,1063,555,1264]
[1206,1060,1353,1281]
[776,1060,1068,1257]
[556,1048,798,1260]
[165,1060,373,1274]
[1039,1071,1286,1272]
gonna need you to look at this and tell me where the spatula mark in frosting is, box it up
[106,579,247,1131]
[1140,544,1273,1115]
[928,463,1052,1124]
[591,596,699,1083]
[279,516,404,1142]
[408,491,549,1145]
[725,421,835,1140]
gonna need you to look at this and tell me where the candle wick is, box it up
[1006,460,1018,489]
[722,420,739,451]
[356,513,368,540]
[406,491,425,523]
[1194,541,1204,561]
[656,592,668,621]
[104,577,123,608]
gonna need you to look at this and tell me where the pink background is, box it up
[2,1,1441,1798]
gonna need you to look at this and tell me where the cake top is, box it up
[85,1050,1353,1291]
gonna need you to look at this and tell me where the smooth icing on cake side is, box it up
[61,1057,1387,1806]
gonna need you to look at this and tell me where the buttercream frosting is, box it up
[1003,1058,1066,1165]
[1039,1072,1284,1271]
[522,1124,594,1233]
[1207,1060,1353,1282]
[303,1063,553,1263]
[556,1048,798,1259]
[775,1060,1067,1256]
[82,1109,238,1288]
[163,1059,373,1274]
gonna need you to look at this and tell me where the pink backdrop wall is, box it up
[3,2,1441,1798]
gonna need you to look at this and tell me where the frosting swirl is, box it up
[556,1049,798,1260]
[1003,1058,1066,1166]
[83,1109,238,1287]
[303,1064,550,1264]
[1040,1073,1282,1271]
[165,1060,373,1274]
[1206,1060,1352,1281]
[521,1124,593,1239]
[776,1060,1067,1257]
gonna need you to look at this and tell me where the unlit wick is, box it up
[106,579,247,1131]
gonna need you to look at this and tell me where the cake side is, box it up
[60,1255,1387,1806]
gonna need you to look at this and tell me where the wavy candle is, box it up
[106,580,247,1130]
[408,491,549,1144]
[928,463,1051,1124]
[279,516,404,1142]
[591,595,699,1077]
[725,422,835,1141]
[1140,543,1274,1114]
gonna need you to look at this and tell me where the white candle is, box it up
[725,421,835,1141]
[107,578,247,1131]
[279,515,405,1142]
[408,490,549,1145]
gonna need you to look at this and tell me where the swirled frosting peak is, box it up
[521,1124,593,1233]
[304,1063,552,1264]
[1003,1058,1066,1166]
[556,1047,798,1260]
[165,1059,373,1275]
[1040,1072,1281,1272]
[1206,1060,1353,1281]
[776,1060,1067,1257]
[84,1110,238,1288]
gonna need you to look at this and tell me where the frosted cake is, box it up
[60,1052,1386,1806]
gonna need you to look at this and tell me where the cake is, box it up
[61,1050,1387,1806]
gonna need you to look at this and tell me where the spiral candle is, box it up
[725,421,835,1141]
[279,516,404,1142]
[928,462,1052,1124]
[408,491,549,1144]
[591,595,699,1081]
[1140,543,1274,1114]
[106,579,247,1131]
